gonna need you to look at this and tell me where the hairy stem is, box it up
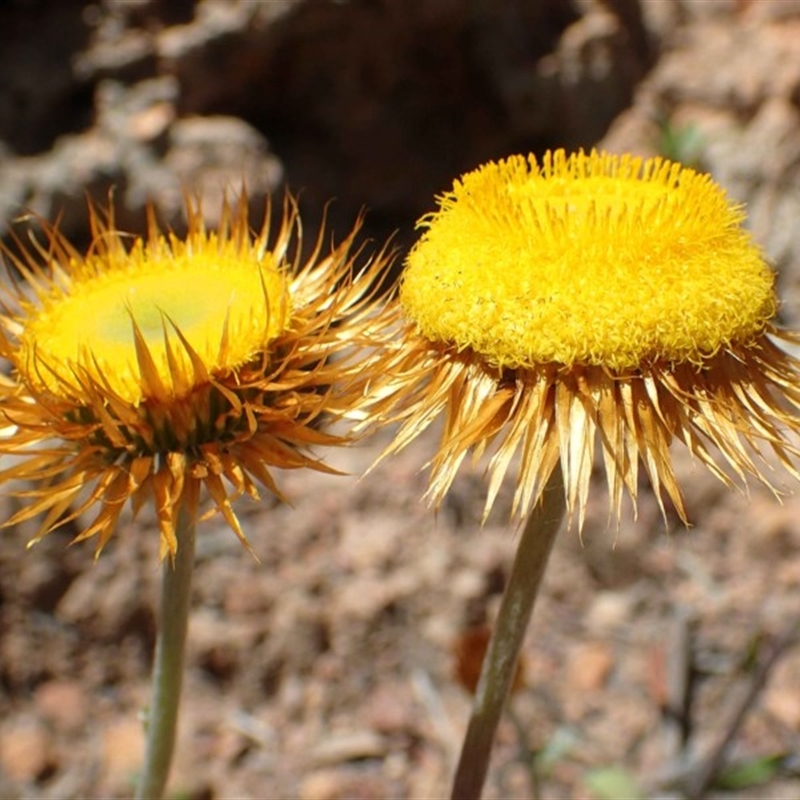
[451,464,566,800]
[136,512,196,800]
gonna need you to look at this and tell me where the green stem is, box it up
[136,511,196,800]
[450,463,566,800]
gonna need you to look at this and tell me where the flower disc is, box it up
[20,232,288,403]
[401,149,777,370]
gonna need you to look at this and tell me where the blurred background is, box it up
[2,1,800,798]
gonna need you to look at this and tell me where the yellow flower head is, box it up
[0,193,390,559]
[376,149,800,527]
[402,150,776,370]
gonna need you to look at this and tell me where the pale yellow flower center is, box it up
[401,150,777,370]
[21,234,288,403]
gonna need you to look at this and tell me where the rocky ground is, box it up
[2,1,800,798]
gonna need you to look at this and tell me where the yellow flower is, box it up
[376,149,800,527]
[0,194,390,559]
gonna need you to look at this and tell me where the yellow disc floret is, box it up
[401,149,777,370]
[20,225,289,404]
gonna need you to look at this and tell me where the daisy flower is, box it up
[0,194,389,560]
[0,191,392,800]
[371,149,800,798]
[379,149,800,529]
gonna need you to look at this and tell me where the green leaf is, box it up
[533,726,579,775]
[716,753,787,790]
[585,766,645,800]
[657,118,704,168]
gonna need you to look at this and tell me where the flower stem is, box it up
[136,511,196,800]
[450,463,566,800]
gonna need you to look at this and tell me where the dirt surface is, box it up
[2,1,800,798]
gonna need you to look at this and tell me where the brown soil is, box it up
[2,1,800,798]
